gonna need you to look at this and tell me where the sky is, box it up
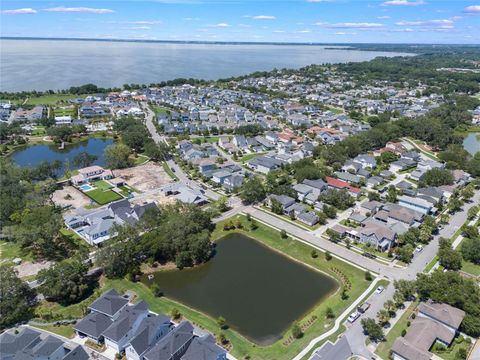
[1,0,479,44]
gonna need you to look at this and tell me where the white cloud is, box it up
[395,19,454,26]
[214,23,230,27]
[1,8,37,14]
[129,21,162,25]
[392,28,415,32]
[334,31,357,35]
[297,29,311,33]
[273,30,286,33]
[43,7,114,14]
[251,15,276,20]
[320,22,384,29]
[377,16,391,19]
[464,5,480,13]
[130,26,151,30]
[306,0,334,2]
[382,0,425,6]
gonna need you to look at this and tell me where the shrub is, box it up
[325,251,332,261]
[151,284,163,297]
[280,229,288,239]
[311,250,318,258]
[170,308,181,320]
[292,323,303,339]
[365,271,373,281]
[401,329,407,337]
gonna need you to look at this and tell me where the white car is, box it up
[375,286,384,294]
[347,312,360,323]
[416,245,423,252]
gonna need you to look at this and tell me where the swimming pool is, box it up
[79,184,94,191]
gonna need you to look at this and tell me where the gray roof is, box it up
[88,289,128,317]
[129,314,171,356]
[269,194,296,207]
[181,334,226,360]
[74,312,113,339]
[144,321,194,360]
[102,301,148,342]
[418,300,465,329]
[310,336,352,360]
[303,179,327,190]
[0,328,88,360]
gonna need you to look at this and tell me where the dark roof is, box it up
[0,328,41,358]
[62,346,89,360]
[75,312,113,339]
[102,301,149,342]
[180,334,226,360]
[129,314,171,356]
[88,289,128,317]
[144,321,194,360]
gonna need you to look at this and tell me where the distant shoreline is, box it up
[2,36,475,49]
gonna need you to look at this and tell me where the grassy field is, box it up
[375,299,420,360]
[461,259,480,276]
[132,154,150,166]
[152,105,170,114]
[91,180,113,190]
[31,324,76,338]
[25,94,80,106]
[0,240,33,262]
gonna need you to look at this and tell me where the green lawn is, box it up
[375,299,420,360]
[240,152,265,163]
[461,260,480,276]
[132,154,150,166]
[0,240,33,262]
[204,136,220,144]
[31,324,75,338]
[25,94,80,106]
[85,188,123,205]
[152,105,170,114]
[162,161,179,181]
[31,126,47,136]
[91,180,113,190]
[432,337,473,360]
[34,290,102,321]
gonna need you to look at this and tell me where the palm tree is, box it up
[377,309,390,326]
[384,300,396,315]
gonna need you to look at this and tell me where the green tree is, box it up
[73,152,98,168]
[38,260,93,305]
[240,176,266,204]
[0,265,36,330]
[396,244,414,263]
[461,237,480,265]
[217,316,228,329]
[467,205,479,220]
[377,309,390,326]
[105,143,131,169]
[438,238,462,271]
[361,318,384,341]
[96,241,139,278]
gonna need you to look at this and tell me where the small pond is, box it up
[463,132,480,155]
[10,138,113,174]
[143,233,338,345]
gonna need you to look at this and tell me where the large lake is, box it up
[10,138,113,173]
[1,39,411,92]
[463,132,480,155]
[144,233,337,345]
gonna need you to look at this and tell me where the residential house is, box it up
[398,195,436,215]
[0,327,88,360]
[325,177,361,197]
[391,301,465,360]
[143,321,194,360]
[64,199,157,245]
[162,183,208,205]
[70,166,113,186]
[247,156,285,174]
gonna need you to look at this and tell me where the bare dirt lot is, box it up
[113,163,173,192]
[51,186,92,209]
[15,260,52,278]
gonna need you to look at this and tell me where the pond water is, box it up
[10,138,113,174]
[144,233,338,345]
[463,132,480,155]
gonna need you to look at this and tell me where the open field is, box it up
[0,240,33,263]
[31,324,76,338]
[51,186,91,209]
[25,94,80,106]
[113,162,173,192]
[84,188,123,205]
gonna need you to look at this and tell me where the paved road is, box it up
[245,190,480,359]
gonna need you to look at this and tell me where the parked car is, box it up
[358,302,371,314]
[416,245,423,252]
[347,312,360,323]
[375,286,384,294]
